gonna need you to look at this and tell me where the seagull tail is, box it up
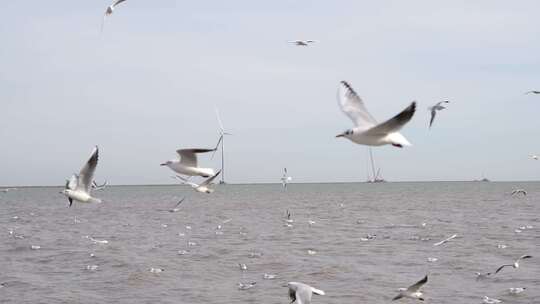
[311,288,325,296]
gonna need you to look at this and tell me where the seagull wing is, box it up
[112,0,127,8]
[77,146,99,193]
[429,109,437,128]
[174,197,186,208]
[176,148,214,167]
[201,170,221,186]
[495,264,513,274]
[337,81,378,130]
[518,255,532,261]
[67,174,78,190]
[407,275,428,292]
[364,102,416,135]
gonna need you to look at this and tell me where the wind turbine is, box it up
[214,108,231,184]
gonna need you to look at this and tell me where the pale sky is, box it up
[1,1,540,186]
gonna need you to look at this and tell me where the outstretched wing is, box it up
[495,264,512,274]
[176,148,215,167]
[407,275,428,292]
[429,109,437,128]
[365,102,416,135]
[337,81,378,130]
[77,146,99,193]
[112,0,127,8]
[201,170,221,186]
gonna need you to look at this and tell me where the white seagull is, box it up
[161,148,216,178]
[530,154,538,160]
[508,287,526,295]
[336,81,416,148]
[286,282,325,304]
[61,146,102,207]
[281,168,292,190]
[428,100,449,129]
[288,40,318,46]
[102,0,128,32]
[511,189,527,196]
[494,254,532,274]
[392,275,428,301]
[482,296,502,304]
[175,171,221,194]
[433,234,457,246]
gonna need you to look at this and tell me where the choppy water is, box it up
[0,182,538,304]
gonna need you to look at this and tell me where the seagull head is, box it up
[336,129,353,138]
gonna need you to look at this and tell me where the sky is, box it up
[1,1,540,186]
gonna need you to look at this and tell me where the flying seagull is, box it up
[286,282,325,304]
[161,148,216,178]
[494,254,532,274]
[288,40,318,46]
[281,168,292,190]
[525,90,540,95]
[511,189,527,196]
[92,180,108,191]
[102,0,128,32]
[428,100,449,129]
[61,146,102,207]
[433,234,457,246]
[530,155,538,160]
[169,197,186,213]
[475,272,492,281]
[175,171,221,194]
[336,81,416,148]
[392,275,428,301]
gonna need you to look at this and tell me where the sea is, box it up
[0,182,538,304]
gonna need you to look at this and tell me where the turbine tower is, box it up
[215,108,231,184]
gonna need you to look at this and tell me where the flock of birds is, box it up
[1,1,537,303]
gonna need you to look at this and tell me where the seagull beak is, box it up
[335,133,345,138]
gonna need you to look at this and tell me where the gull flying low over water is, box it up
[433,234,457,246]
[288,40,318,46]
[161,148,216,178]
[286,282,325,304]
[428,100,449,129]
[336,81,416,148]
[61,146,102,207]
[475,272,492,280]
[281,168,292,190]
[169,197,186,213]
[392,275,428,301]
[102,0,128,32]
[175,171,221,194]
[511,189,527,196]
[494,254,532,274]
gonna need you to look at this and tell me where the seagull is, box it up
[263,273,278,280]
[175,170,221,194]
[494,255,532,274]
[525,90,540,94]
[392,275,428,301]
[286,282,325,304]
[161,148,216,178]
[288,40,318,46]
[428,100,449,129]
[433,234,457,246]
[511,189,527,196]
[475,272,492,281]
[0,188,16,193]
[168,197,186,213]
[149,268,164,273]
[102,0,128,32]
[336,81,416,148]
[60,146,102,207]
[92,180,108,191]
[530,154,538,160]
[508,287,526,295]
[281,168,292,190]
[285,209,293,223]
[239,263,247,271]
[482,296,502,304]
[238,281,256,290]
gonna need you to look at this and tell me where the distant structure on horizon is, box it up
[473,172,491,182]
[366,148,386,183]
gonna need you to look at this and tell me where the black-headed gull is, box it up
[428,100,449,129]
[61,146,102,207]
[495,255,532,274]
[392,275,428,301]
[336,81,416,148]
[175,170,221,194]
[281,168,292,190]
[161,148,216,178]
[286,282,325,304]
[102,0,128,32]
